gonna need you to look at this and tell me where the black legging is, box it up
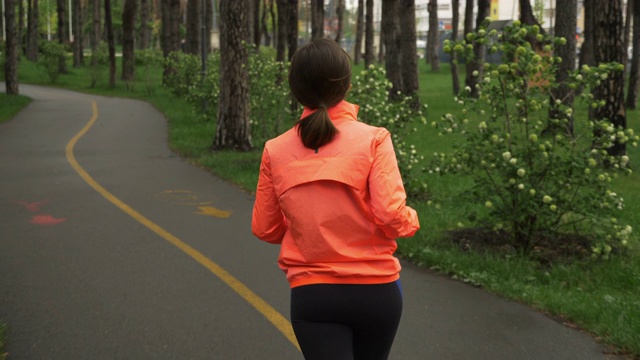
[290,280,403,360]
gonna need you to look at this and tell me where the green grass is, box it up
[0,322,7,360]
[0,93,32,124]
[14,56,640,357]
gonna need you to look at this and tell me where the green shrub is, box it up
[39,41,67,83]
[430,20,639,257]
[89,42,109,88]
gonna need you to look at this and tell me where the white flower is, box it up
[543,195,553,203]
[502,151,512,161]
[517,168,526,177]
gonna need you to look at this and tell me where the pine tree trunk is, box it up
[139,0,150,49]
[427,0,439,71]
[105,0,116,87]
[335,0,343,43]
[214,0,252,151]
[91,0,101,65]
[121,0,136,80]
[161,0,181,82]
[72,0,84,67]
[579,0,595,67]
[450,0,460,95]
[261,0,271,46]
[26,0,39,61]
[287,0,298,61]
[381,0,402,100]
[311,0,323,40]
[550,0,576,134]
[57,0,68,73]
[593,0,626,156]
[364,0,374,67]
[186,0,201,55]
[253,0,261,48]
[4,0,19,95]
[18,0,24,55]
[626,0,640,109]
[465,0,489,98]
[400,0,419,107]
[354,0,363,63]
[276,0,287,61]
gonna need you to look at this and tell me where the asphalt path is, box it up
[0,85,623,359]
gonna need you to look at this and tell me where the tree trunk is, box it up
[381,0,402,100]
[519,0,543,28]
[354,0,363,63]
[550,0,576,134]
[57,0,68,73]
[72,0,84,67]
[121,0,136,80]
[215,0,252,151]
[26,0,39,61]
[400,0,419,107]
[253,0,261,48]
[18,0,24,54]
[276,0,287,61]
[465,0,489,98]
[205,0,212,54]
[593,0,626,156]
[626,0,640,109]
[91,0,101,65]
[463,0,473,37]
[450,0,460,94]
[427,0,439,70]
[364,0,374,67]
[186,0,201,54]
[261,0,271,46]
[378,25,385,63]
[287,0,298,61]
[161,0,181,82]
[4,0,19,95]
[310,0,323,40]
[139,0,151,49]
[624,0,633,70]
[105,0,116,87]
[579,0,595,67]
[334,0,343,43]
[269,0,276,44]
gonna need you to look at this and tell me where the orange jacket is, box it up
[252,100,420,288]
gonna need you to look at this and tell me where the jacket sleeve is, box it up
[252,147,288,244]
[368,129,420,239]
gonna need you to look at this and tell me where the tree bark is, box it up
[624,0,633,69]
[139,0,151,49]
[4,0,19,94]
[364,0,374,67]
[215,0,252,151]
[579,0,595,67]
[122,0,136,80]
[465,0,489,98]
[161,0,181,82]
[311,0,323,40]
[427,0,439,70]
[276,0,287,61]
[18,0,24,54]
[72,0,84,67]
[381,0,402,100]
[261,0,272,46]
[105,0,116,87]
[334,0,343,43]
[253,0,261,48]
[26,0,39,61]
[593,0,626,156]
[451,0,460,94]
[57,0,68,73]
[354,0,363,63]
[287,0,298,61]
[91,0,101,65]
[186,0,201,54]
[626,0,640,109]
[400,0,419,106]
[550,0,576,134]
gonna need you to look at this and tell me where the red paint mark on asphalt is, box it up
[15,200,50,212]
[30,214,67,226]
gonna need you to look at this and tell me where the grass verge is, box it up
[15,56,640,358]
[0,93,32,125]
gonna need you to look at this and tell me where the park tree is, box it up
[381,0,402,100]
[400,0,419,106]
[463,0,473,38]
[253,0,261,48]
[4,0,19,95]
[91,0,101,65]
[276,0,287,61]
[261,0,272,46]
[364,0,374,67]
[311,0,323,40]
[121,0,136,81]
[579,0,595,68]
[72,0,84,67]
[105,0,116,87]
[592,0,627,156]
[627,0,640,109]
[624,0,633,70]
[518,0,543,28]
[335,0,344,43]
[161,0,181,82]
[426,0,439,70]
[26,0,39,61]
[18,0,24,53]
[139,0,151,49]
[465,0,489,98]
[214,0,252,151]
[354,0,363,63]
[57,0,68,73]
[186,0,202,55]
[450,0,460,94]
[287,0,298,61]
[549,0,577,133]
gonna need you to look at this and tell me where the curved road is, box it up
[0,85,622,359]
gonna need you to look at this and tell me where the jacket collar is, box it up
[300,100,359,122]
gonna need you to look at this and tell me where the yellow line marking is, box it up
[194,205,232,218]
[65,101,299,351]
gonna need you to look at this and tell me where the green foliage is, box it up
[38,41,67,83]
[88,42,109,88]
[434,20,639,256]
[163,51,203,98]
[136,49,163,95]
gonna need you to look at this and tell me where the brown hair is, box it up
[288,38,352,150]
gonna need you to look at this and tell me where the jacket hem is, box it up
[288,273,400,288]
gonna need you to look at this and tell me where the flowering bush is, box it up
[347,65,428,198]
[39,41,68,84]
[432,20,639,257]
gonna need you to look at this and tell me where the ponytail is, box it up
[296,106,338,150]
